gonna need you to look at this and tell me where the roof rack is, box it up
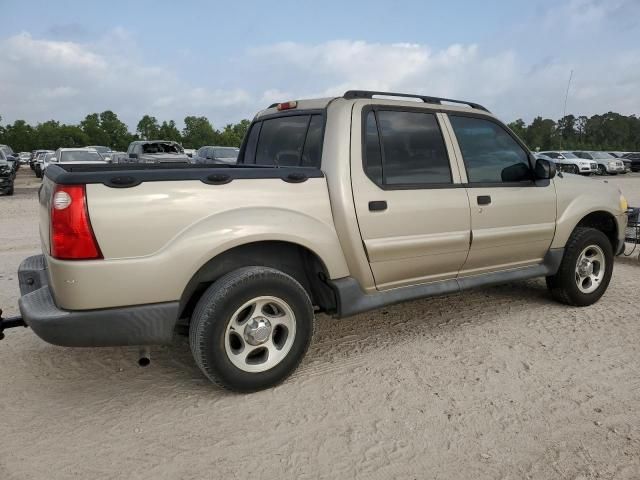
[342,90,490,112]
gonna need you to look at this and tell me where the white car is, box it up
[537,151,597,175]
[573,151,625,175]
[49,148,108,170]
[86,146,113,162]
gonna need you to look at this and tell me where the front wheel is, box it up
[546,227,613,306]
[597,164,607,176]
[189,266,314,392]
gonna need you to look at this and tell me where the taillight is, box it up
[50,185,102,260]
[276,101,297,111]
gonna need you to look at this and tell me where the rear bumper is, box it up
[18,255,179,347]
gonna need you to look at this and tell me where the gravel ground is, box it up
[1,168,639,479]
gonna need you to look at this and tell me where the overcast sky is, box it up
[1,0,639,129]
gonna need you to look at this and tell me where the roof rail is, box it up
[343,90,490,112]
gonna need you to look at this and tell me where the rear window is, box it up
[241,114,324,167]
[213,147,239,160]
[60,151,103,162]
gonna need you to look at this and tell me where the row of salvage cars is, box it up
[535,150,639,175]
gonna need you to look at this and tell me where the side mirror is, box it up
[129,153,138,159]
[535,158,556,180]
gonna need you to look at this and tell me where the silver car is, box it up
[573,151,625,175]
[537,151,597,175]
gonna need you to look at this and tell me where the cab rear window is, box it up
[241,114,324,167]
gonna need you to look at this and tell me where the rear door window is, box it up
[242,114,324,167]
[363,109,452,187]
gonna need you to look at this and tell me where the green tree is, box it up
[158,120,182,142]
[2,120,36,151]
[508,119,527,142]
[181,116,217,148]
[217,119,251,147]
[80,113,109,146]
[99,110,130,150]
[525,116,557,150]
[556,114,576,148]
[136,115,160,140]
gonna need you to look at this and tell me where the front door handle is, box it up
[477,195,491,205]
[369,200,387,211]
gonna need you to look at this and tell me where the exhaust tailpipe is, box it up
[138,347,151,367]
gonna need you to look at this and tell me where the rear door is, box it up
[351,103,472,290]
[444,114,557,275]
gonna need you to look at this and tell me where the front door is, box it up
[351,103,472,290]
[444,114,557,275]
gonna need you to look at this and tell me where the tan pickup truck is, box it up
[7,90,629,392]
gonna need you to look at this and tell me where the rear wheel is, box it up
[546,227,613,306]
[189,266,314,392]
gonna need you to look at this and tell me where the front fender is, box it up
[552,176,624,249]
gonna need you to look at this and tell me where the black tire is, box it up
[568,165,579,174]
[597,164,607,176]
[6,186,14,196]
[546,227,613,306]
[189,266,314,392]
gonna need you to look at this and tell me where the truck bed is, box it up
[45,163,324,188]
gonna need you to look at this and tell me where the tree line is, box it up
[508,112,640,152]
[0,111,251,152]
[1,110,639,154]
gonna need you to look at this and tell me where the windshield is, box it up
[541,151,562,159]
[60,150,103,162]
[560,152,579,159]
[213,147,239,159]
[591,152,614,159]
[141,142,184,154]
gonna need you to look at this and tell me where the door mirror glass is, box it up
[534,158,556,180]
[501,162,532,182]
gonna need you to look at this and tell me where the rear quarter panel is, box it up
[47,177,349,310]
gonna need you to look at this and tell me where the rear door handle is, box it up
[477,195,491,206]
[369,200,387,211]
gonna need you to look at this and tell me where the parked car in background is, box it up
[537,151,597,175]
[126,140,191,164]
[41,152,57,172]
[108,151,128,164]
[0,150,15,195]
[622,152,640,172]
[6,156,18,175]
[52,148,108,167]
[18,152,31,164]
[194,146,240,165]
[34,150,54,178]
[573,151,625,175]
[0,144,15,158]
[86,146,113,162]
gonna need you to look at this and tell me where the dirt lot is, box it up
[1,168,639,479]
